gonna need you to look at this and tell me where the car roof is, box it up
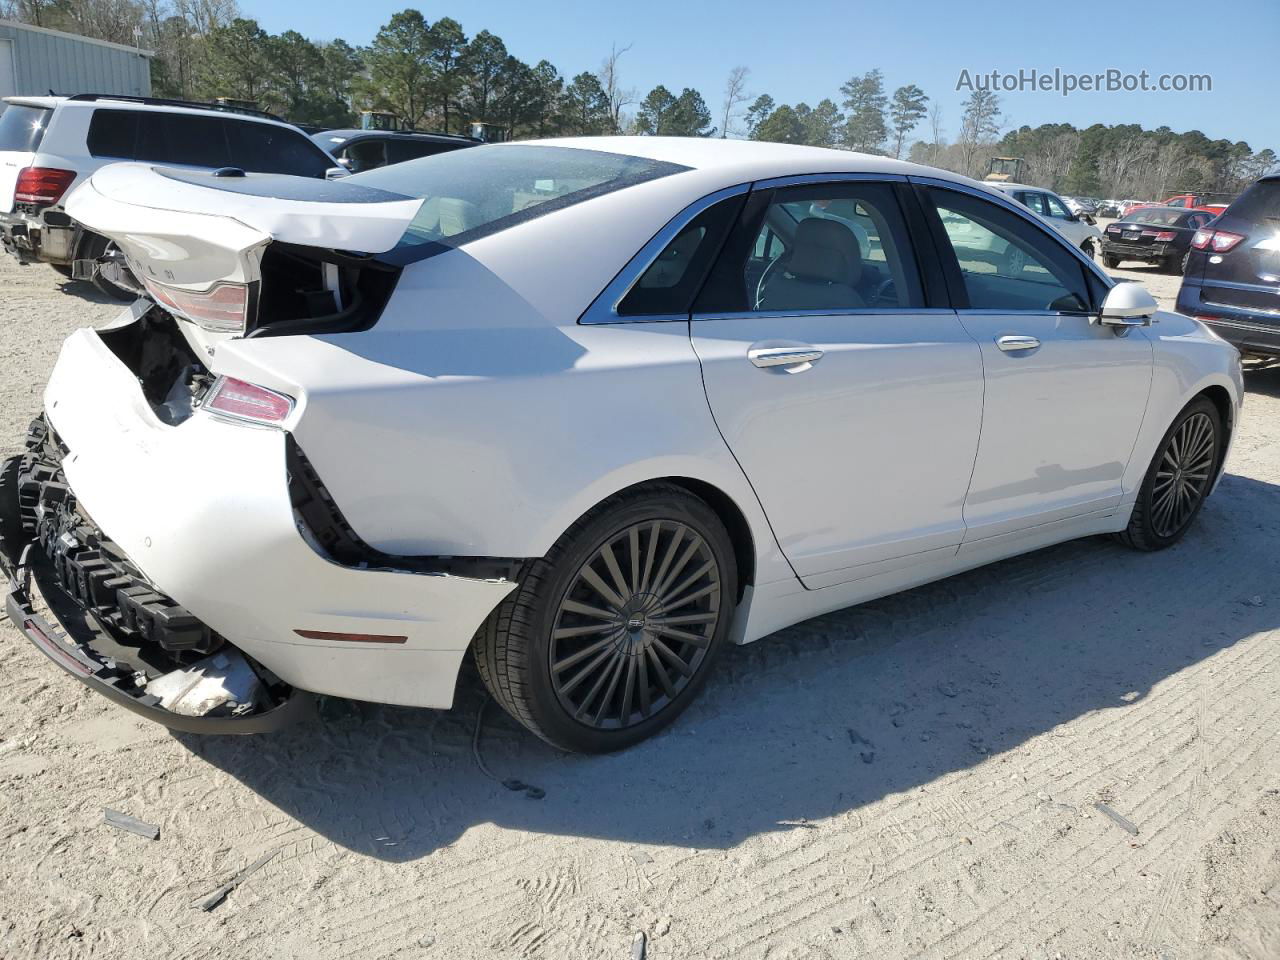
[3,94,297,128]
[509,136,952,184]
[987,181,1053,193]
[1121,205,1194,216]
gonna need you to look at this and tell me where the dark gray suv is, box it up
[1177,175,1280,358]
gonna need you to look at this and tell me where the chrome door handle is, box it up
[747,345,824,369]
[996,335,1041,353]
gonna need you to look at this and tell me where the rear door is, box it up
[0,103,51,212]
[690,176,984,588]
[918,182,1152,540]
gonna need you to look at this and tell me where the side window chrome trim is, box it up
[578,183,750,325]
[692,308,956,321]
[908,174,1113,293]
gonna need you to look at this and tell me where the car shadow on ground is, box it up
[180,471,1280,863]
[54,276,126,307]
[1243,365,1280,398]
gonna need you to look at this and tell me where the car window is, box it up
[699,181,925,314]
[386,139,463,163]
[1167,197,1186,207]
[928,187,1091,313]
[0,104,52,152]
[87,109,330,177]
[617,194,745,317]
[1019,192,1048,216]
[223,120,331,177]
[343,139,388,172]
[1226,179,1280,221]
[357,144,688,253]
[1044,194,1071,219]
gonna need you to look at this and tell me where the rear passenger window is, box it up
[617,193,745,317]
[87,109,328,177]
[698,181,925,313]
[928,187,1091,313]
[387,139,457,163]
[1019,192,1048,216]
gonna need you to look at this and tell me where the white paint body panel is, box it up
[35,137,1244,708]
[691,312,984,588]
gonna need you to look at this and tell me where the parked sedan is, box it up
[1101,206,1218,274]
[0,140,1241,752]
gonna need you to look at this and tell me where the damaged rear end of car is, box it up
[0,161,518,732]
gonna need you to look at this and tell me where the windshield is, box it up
[0,104,52,152]
[351,144,688,254]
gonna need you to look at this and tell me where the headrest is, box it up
[787,218,862,285]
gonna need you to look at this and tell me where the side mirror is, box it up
[1099,282,1158,331]
[324,166,350,180]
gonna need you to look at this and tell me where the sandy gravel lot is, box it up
[2,247,1279,960]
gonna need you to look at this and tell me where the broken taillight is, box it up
[141,276,249,334]
[14,167,76,206]
[203,376,294,425]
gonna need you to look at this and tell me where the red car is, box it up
[1128,194,1228,218]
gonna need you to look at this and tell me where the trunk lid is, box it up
[65,162,423,347]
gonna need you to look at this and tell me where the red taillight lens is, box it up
[14,167,75,206]
[1153,231,1178,243]
[141,276,248,334]
[1209,230,1245,252]
[204,376,293,425]
[1191,229,1246,253]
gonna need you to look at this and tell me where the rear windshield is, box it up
[87,109,332,177]
[1227,179,1280,222]
[0,104,52,152]
[1127,208,1185,226]
[350,144,688,253]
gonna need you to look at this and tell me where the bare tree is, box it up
[957,88,1001,178]
[719,65,750,138]
[928,101,944,164]
[597,41,635,134]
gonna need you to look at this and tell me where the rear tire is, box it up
[1116,397,1221,551]
[1103,253,1120,269]
[1165,252,1186,275]
[474,484,738,753]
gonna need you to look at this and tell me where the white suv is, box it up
[986,181,1104,259]
[0,94,341,297]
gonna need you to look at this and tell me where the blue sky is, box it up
[242,0,1278,149]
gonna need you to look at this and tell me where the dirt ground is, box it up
[2,240,1280,960]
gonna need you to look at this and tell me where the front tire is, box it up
[1117,397,1222,551]
[1080,239,1095,260]
[474,484,738,753]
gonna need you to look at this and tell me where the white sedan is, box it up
[0,138,1242,752]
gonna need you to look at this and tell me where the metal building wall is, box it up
[0,20,151,100]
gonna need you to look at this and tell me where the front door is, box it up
[921,183,1153,541]
[690,178,985,589]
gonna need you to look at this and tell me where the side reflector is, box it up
[204,376,294,425]
[293,630,408,645]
